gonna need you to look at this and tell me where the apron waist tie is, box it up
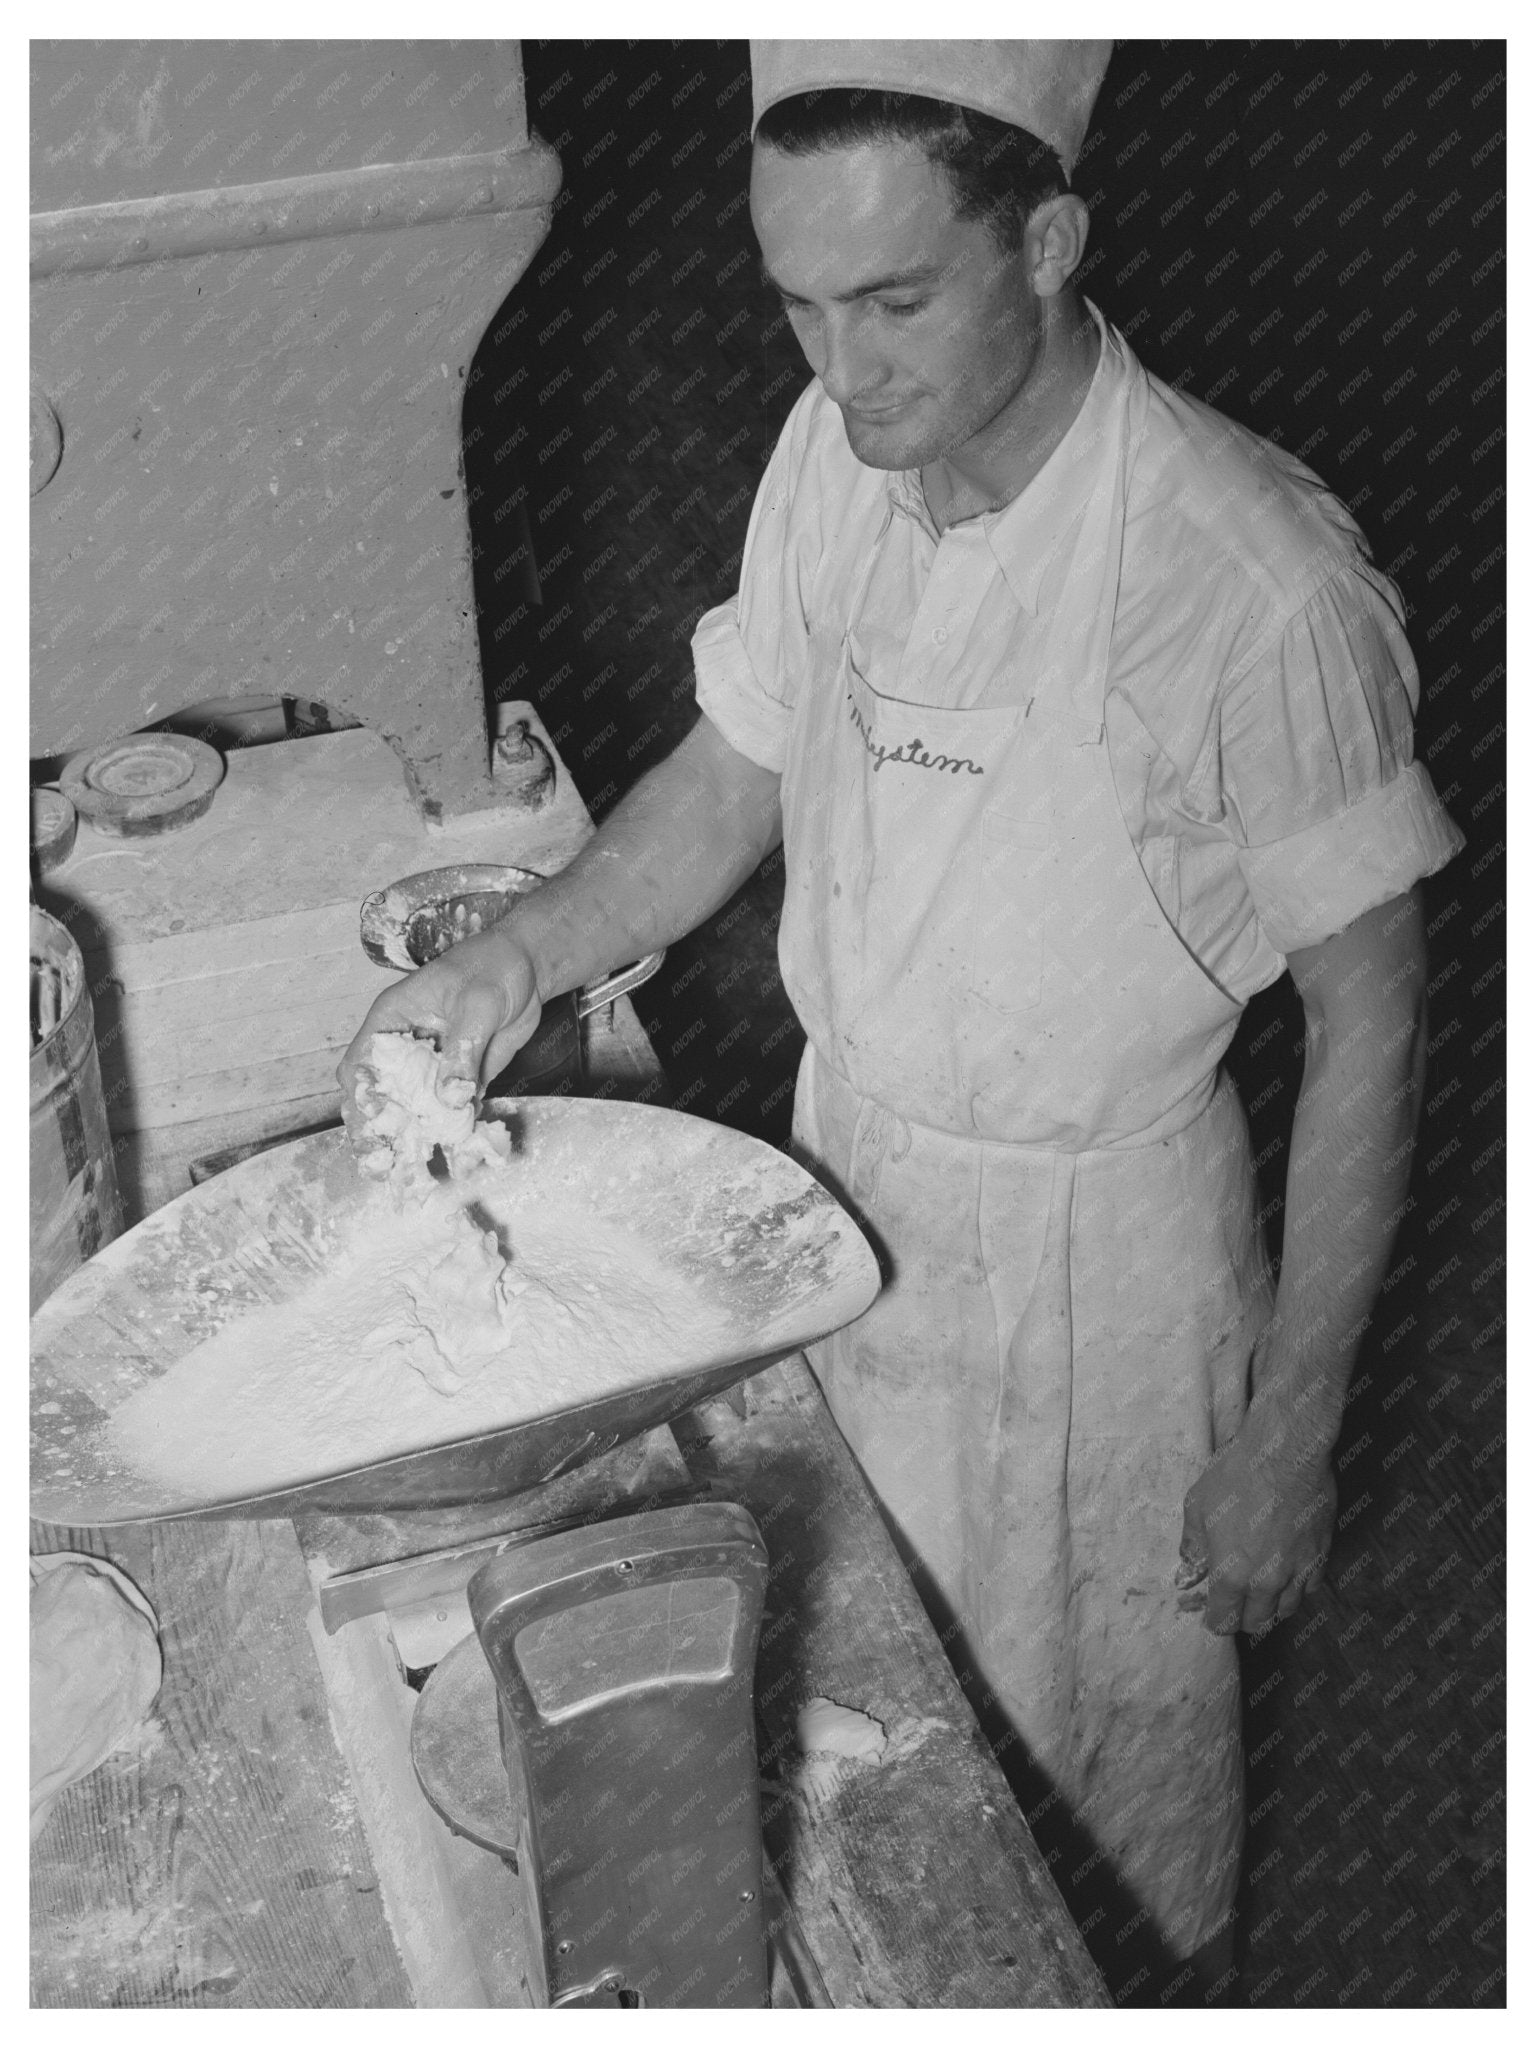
[808,1042,1222,1173]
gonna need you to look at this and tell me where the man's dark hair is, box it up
[755,89,1065,254]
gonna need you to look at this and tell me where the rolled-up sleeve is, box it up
[1220,566,1466,952]
[692,599,791,773]
[693,384,824,775]
[1238,762,1465,953]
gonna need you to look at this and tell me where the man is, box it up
[342,42,1462,1995]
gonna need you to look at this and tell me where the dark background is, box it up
[460,41,1504,2007]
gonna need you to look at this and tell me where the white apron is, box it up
[778,339,1274,1967]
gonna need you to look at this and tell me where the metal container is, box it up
[359,863,664,1096]
[30,906,123,1312]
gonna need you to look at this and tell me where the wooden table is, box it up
[32,1367,1107,2008]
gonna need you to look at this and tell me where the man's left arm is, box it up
[1182,884,1429,1635]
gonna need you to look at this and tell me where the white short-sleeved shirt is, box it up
[693,309,1464,1005]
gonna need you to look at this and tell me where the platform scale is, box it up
[300,1470,833,2008]
[31,1101,880,2007]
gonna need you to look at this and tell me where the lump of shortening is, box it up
[348,1030,511,1198]
[344,1029,525,1391]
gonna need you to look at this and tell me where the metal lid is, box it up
[61,732,225,836]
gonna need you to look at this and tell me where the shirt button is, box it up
[932,627,948,646]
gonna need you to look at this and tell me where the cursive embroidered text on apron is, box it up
[847,690,985,777]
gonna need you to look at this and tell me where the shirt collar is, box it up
[884,300,1127,615]
[885,464,932,533]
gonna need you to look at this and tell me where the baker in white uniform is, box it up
[342,42,1463,1997]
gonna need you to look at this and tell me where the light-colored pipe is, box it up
[31,141,562,279]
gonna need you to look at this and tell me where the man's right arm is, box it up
[337,712,783,1103]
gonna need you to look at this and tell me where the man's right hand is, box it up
[336,924,544,1127]
[336,715,783,1143]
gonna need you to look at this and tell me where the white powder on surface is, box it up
[794,1696,890,1802]
[108,1180,736,1502]
[797,1697,888,1762]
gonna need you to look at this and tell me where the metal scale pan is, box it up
[29,1098,881,1527]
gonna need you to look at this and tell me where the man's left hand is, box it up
[1179,1435,1337,1637]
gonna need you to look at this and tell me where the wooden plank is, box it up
[301,1607,522,2007]
[117,991,386,1079]
[112,1094,342,1226]
[83,902,374,997]
[105,1041,364,1133]
[29,1518,412,2008]
[674,1357,1110,2010]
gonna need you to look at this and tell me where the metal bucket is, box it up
[30,906,124,1312]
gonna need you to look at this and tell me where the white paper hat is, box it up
[750,39,1113,179]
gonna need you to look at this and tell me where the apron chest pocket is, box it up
[971,809,1051,1013]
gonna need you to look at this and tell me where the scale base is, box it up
[411,1634,519,1860]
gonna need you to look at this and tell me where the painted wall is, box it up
[31,41,555,819]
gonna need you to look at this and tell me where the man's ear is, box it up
[1027,192,1092,297]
